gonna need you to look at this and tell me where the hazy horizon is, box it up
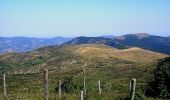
[0,33,169,38]
[1,0,170,37]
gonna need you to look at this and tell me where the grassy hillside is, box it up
[74,44,166,63]
[0,44,168,100]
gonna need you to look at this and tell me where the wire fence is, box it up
[0,69,137,100]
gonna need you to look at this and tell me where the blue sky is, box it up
[0,0,170,37]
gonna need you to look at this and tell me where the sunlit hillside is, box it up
[0,44,168,99]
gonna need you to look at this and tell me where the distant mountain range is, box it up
[64,33,170,54]
[0,37,72,53]
[0,33,170,54]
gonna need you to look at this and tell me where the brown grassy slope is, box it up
[72,44,168,63]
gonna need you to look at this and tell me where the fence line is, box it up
[1,69,137,100]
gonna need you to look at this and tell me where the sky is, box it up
[0,0,170,37]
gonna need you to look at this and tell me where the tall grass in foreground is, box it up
[0,63,160,100]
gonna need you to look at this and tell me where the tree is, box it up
[145,57,170,99]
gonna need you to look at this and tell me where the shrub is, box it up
[145,57,170,99]
[55,76,83,93]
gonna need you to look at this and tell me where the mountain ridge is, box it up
[0,33,170,54]
[0,37,72,53]
[65,33,170,54]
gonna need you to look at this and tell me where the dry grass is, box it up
[73,44,168,63]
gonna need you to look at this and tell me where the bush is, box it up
[55,76,83,93]
[145,57,170,99]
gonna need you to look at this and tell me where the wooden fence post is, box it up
[44,69,49,100]
[83,78,86,95]
[98,81,101,95]
[130,78,136,100]
[3,74,7,100]
[80,90,84,100]
[109,83,112,92]
[58,80,61,100]
[129,80,131,92]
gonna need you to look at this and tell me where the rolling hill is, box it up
[74,44,167,63]
[0,44,167,74]
[0,42,169,99]
[65,33,170,54]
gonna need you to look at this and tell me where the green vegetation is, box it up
[0,61,20,74]
[0,66,145,100]
[55,76,83,93]
[0,44,169,100]
[145,57,170,99]
[0,56,48,74]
